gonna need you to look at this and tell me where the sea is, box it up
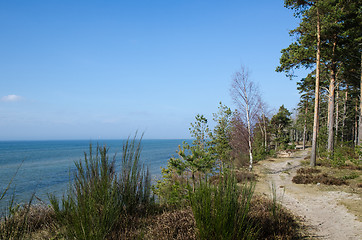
[0,139,189,211]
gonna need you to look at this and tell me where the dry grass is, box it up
[2,195,306,240]
[0,204,56,240]
[235,170,258,183]
[249,195,303,240]
[339,198,362,222]
[293,173,347,185]
[210,170,258,185]
[22,204,55,232]
[145,208,196,240]
[337,164,362,170]
[296,168,321,175]
[292,166,362,187]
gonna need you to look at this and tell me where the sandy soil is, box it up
[254,149,362,240]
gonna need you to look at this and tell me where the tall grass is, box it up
[49,135,154,239]
[0,196,34,240]
[270,182,284,220]
[0,161,34,240]
[190,172,258,240]
[118,136,153,215]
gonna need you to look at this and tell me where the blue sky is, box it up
[0,0,306,140]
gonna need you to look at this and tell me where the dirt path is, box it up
[255,149,362,240]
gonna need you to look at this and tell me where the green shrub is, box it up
[118,137,154,215]
[268,149,277,158]
[190,172,258,240]
[340,172,360,180]
[353,145,362,166]
[328,146,358,167]
[330,148,346,167]
[286,143,296,150]
[152,165,190,206]
[49,136,154,239]
[49,144,122,239]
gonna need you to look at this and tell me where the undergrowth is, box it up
[0,161,36,240]
[49,135,154,239]
[190,173,257,240]
[1,140,305,240]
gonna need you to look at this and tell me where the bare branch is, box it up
[230,65,263,170]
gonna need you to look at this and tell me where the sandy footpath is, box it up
[255,149,362,240]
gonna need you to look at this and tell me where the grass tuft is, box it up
[49,135,154,239]
[190,172,258,240]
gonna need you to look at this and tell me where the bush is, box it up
[330,147,347,167]
[190,172,258,240]
[326,145,359,168]
[49,136,154,239]
[152,164,191,207]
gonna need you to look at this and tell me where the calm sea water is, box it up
[0,139,188,209]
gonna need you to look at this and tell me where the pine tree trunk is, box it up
[342,87,348,143]
[327,67,336,154]
[335,85,339,145]
[303,104,308,150]
[328,38,337,154]
[358,52,362,146]
[311,8,321,167]
[355,102,358,146]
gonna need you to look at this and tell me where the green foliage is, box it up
[286,143,296,150]
[152,163,190,206]
[49,136,154,239]
[339,172,359,181]
[271,105,292,149]
[49,144,121,239]
[119,136,154,215]
[353,146,362,166]
[190,114,210,148]
[279,0,362,155]
[270,182,284,221]
[209,102,233,168]
[321,145,361,168]
[154,114,216,203]
[330,147,347,167]
[190,172,257,240]
[252,130,268,161]
[317,126,328,155]
[268,149,277,158]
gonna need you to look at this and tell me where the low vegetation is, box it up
[4,101,362,239]
[293,160,362,187]
[1,132,304,239]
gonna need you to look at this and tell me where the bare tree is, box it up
[231,66,261,171]
[229,110,250,167]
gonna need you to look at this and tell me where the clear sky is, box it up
[0,0,306,140]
